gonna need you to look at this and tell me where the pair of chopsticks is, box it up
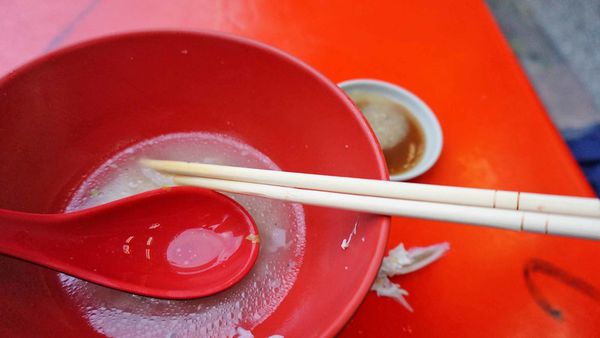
[141,159,600,240]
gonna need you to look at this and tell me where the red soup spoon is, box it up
[0,186,259,299]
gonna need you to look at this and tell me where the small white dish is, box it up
[338,78,443,181]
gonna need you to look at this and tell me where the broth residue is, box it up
[348,90,425,175]
[61,132,306,337]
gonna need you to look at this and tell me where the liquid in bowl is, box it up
[62,132,306,337]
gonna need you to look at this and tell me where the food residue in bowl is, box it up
[246,234,260,243]
[341,219,359,250]
[371,242,450,311]
[347,90,425,176]
[62,132,306,337]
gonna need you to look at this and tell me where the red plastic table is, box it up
[3,1,599,337]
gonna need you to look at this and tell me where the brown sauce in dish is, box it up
[347,90,425,175]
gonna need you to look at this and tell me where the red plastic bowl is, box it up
[0,31,389,337]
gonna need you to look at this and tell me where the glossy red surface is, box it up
[0,187,259,299]
[2,2,600,337]
[0,31,388,337]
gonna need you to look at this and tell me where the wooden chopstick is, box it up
[171,175,600,240]
[141,159,600,218]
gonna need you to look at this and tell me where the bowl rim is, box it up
[0,30,391,337]
[338,78,443,181]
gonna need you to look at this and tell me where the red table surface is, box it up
[2,1,599,337]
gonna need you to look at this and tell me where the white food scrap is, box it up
[236,327,253,338]
[372,273,413,312]
[341,240,350,250]
[371,242,450,312]
[246,234,260,243]
[341,219,359,250]
[267,227,288,253]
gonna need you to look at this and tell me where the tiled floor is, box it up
[486,0,600,135]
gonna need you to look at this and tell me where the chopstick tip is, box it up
[138,158,161,169]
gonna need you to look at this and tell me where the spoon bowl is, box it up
[0,186,259,299]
